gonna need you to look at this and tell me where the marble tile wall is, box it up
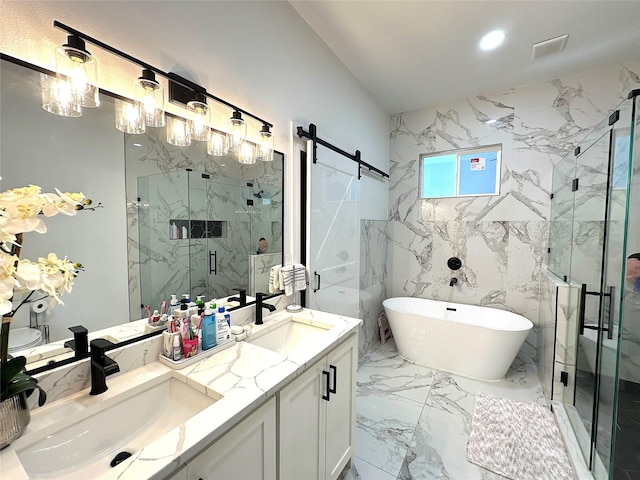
[359,220,389,355]
[388,62,640,369]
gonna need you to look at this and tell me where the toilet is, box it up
[8,327,43,353]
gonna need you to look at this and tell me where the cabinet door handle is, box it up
[322,370,330,401]
[329,364,337,394]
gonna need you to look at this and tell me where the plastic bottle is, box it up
[172,334,182,361]
[216,304,230,344]
[201,305,217,350]
[169,294,179,315]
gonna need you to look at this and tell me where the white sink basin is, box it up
[15,371,218,479]
[247,316,332,355]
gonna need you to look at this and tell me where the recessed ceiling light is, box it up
[479,30,505,51]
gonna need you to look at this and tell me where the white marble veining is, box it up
[1,307,362,480]
[359,219,389,354]
[349,339,584,480]
[387,61,640,394]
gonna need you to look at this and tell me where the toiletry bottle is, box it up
[182,225,188,239]
[216,304,230,344]
[201,305,217,350]
[170,294,179,314]
[172,333,182,361]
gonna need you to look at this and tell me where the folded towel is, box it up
[280,264,307,296]
[269,264,282,293]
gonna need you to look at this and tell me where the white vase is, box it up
[0,392,30,449]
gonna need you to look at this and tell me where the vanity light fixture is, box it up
[134,69,165,127]
[207,131,228,156]
[115,98,145,134]
[44,21,274,154]
[54,35,100,108]
[226,110,247,154]
[187,94,211,142]
[256,124,274,162]
[167,116,191,146]
[479,30,506,51]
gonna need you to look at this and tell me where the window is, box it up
[419,144,502,198]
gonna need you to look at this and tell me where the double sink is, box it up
[9,312,335,479]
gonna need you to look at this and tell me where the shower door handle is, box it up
[313,271,321,292]
[578,283,601,335]
[209,250,217,275]
[605,286,614,340]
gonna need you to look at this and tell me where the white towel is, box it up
[280,264,307,296]
[269,265,282,293]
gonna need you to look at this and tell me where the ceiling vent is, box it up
[531,34,569,60]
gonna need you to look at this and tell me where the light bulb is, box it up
[167,117,191,146]
[188,100,210,142]
[207,131,227,156]
[115,99,145,134]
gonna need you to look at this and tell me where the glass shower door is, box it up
[306,141,360,318]
[567,118,613,470]
[596,101,633,479]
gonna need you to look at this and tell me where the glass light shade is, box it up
[256,126,274,162]
[135,70,165,127]
[207,131,228,156]
[238,142,256,165]
[55,42,99,108]
[115,98,145,134]
[167,117,191,146]
[40,73,82,117]
[187,100,210,141]
[226,111,246,153]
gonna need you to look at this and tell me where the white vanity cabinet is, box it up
[184,397,276,480]
[278,334,358,480]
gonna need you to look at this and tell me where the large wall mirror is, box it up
[0,55,283,368]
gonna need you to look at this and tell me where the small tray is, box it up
[158,339,235,369]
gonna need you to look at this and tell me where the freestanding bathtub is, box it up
[382,297,533,381]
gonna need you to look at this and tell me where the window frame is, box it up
[419,144,502,199]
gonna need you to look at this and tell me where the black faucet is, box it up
[255,292,277,325]
[63,325,89,359]
[228,288,247,307]
[449,278,458,287]
[89,338,120,395]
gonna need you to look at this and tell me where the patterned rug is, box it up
[467,393,576,480]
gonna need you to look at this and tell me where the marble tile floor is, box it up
[340,338,559,480]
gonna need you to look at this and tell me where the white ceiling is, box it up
[289,1,640,114]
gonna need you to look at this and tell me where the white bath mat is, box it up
[467,393,576,480]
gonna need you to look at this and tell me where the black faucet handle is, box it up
[90,338,116,358]
[67,325,89,357]
[232,288,247,305]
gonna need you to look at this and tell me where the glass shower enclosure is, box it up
[137,170,252,313]
[549,90,639,479]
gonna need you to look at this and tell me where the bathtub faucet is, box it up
[449,278,458,287]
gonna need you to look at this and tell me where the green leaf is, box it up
[0,356,27,392]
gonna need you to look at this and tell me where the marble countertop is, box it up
[1,308,362,480]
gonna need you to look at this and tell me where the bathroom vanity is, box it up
[0,308,361,480]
